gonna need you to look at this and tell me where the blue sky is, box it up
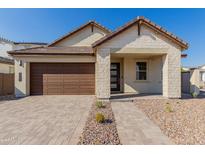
[0,8,204,67]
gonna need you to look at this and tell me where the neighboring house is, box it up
[0,37,47,58]
[182,65,205,95]
[0,37,47,73]
[0,56,14,73]
[191,65,205,90]
[8,16,188,99]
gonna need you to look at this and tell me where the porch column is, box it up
[96,48,110,100]
[162,52,181,98]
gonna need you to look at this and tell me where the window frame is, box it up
[18,72,22,82]
[136,60,148,81]
[19,60,23,67]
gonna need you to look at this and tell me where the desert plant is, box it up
[96,101,105,108]
[165,103,174,112]
[191,92,198,98]
[96,113,105,123]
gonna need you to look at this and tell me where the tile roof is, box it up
[92,16,188,50]
[8,46,94,55]
[0,37,47,45]
[14,42,48,45]
[48,21,112,47]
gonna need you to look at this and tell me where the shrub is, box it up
[165,103,173,113]
[96,101,105,108]
[96,113,105,123]
[191,92,198,98]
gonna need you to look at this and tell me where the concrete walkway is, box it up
[0,95,94,144]
[112,102,172,145]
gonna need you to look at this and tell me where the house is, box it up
[0,56,14,73]
[0,37,47,58]
[0,37,47,73]
[199,65,205,88]
[8,16,188,99]
[181,64,205,95]
[190,65,205,91]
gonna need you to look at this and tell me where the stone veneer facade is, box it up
[96,48,111,99]
[96,25,182,99]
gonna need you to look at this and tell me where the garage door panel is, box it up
[62,74,93,78]
[63,78,94,82]
[63,84,80,88]
[45,84,64,88]
[46,91,64,95]
[45,79,64,83]
[30,63,95,95]
[45,87,64,92]
[44,75,63,79]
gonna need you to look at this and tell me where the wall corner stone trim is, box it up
[96,48,111,99]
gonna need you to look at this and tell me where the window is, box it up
[19,72,22,82]
[136,62,147,80]
[19,60,23,66]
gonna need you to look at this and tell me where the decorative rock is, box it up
[135,98,205,144]
[78,102,121,145]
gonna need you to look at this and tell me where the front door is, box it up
[110,63,120,92]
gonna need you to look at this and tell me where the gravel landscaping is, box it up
[135,98,205,144]
[78,101,121,145]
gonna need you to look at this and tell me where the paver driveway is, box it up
[112,101,172,145]
[0,95,94,144]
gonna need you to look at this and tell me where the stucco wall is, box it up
[123,56,162,94]
[201,71,205,80]
[97,24,182,98]
[190,69,200,94]
[199,71,205,87]
[189,69,205,93]
[53,26,106,47]
[101,25,173,49]
[14,60,30,97]
[0,63,14,74]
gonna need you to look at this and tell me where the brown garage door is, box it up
[30,63,95,95]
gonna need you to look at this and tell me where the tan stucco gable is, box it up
[93,17,188,50]
[97,24,182,53]
[49,21,111,47]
